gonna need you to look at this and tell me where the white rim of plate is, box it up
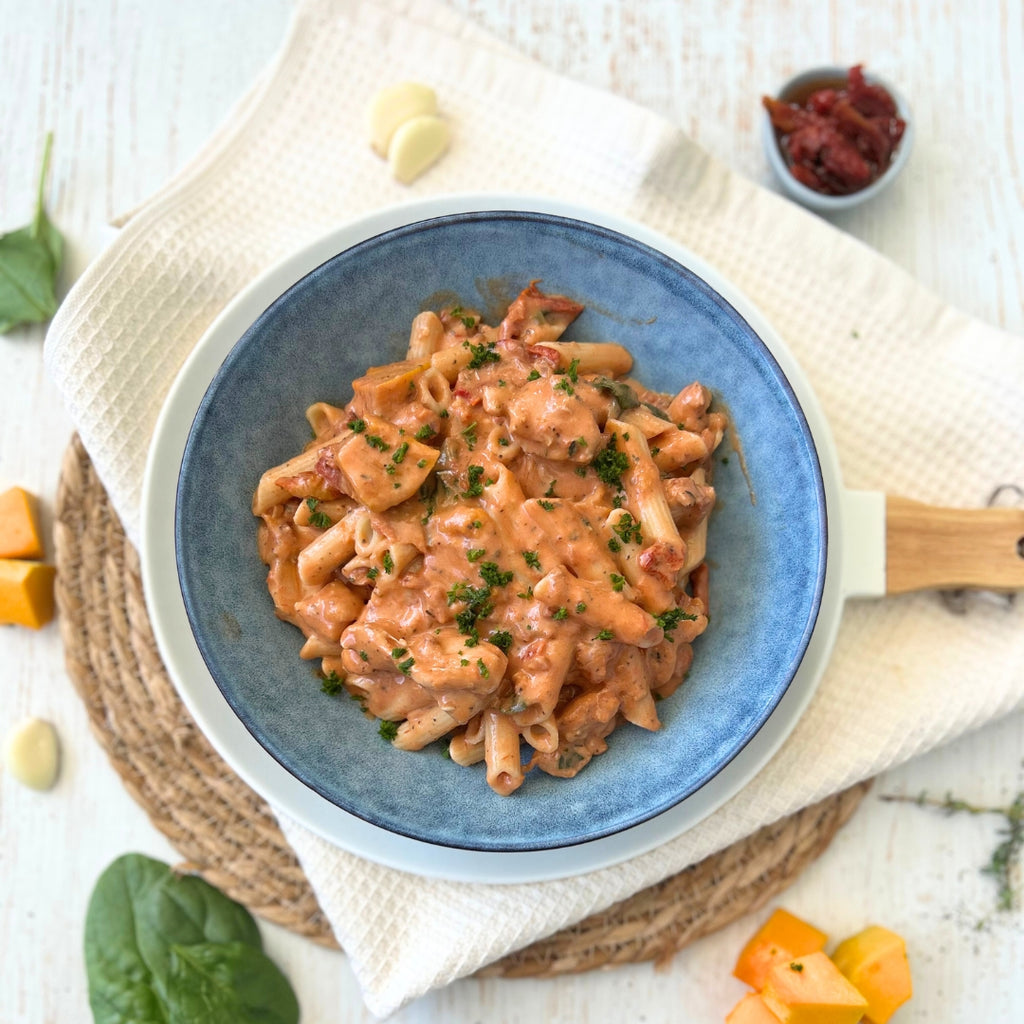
[141,193,849,884]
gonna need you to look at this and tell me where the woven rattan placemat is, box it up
[53,433,869,976]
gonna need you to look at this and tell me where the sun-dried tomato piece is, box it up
[763,64,905,196]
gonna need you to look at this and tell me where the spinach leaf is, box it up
[84,854,298,1024]
[0,132,63,334]
[167,942,300,1024]
[590,375,640,411]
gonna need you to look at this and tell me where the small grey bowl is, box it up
[762,65,913,214]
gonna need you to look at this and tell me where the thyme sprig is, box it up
[880,788,1024,912]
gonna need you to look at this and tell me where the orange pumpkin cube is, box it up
[0,559,56,628]
[831,925,912,1023]
[0,486,45,560]
[733,908,828,990]
[761,952,868,1024]
[725,991,782,1023]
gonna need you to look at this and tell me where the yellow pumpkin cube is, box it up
[761,951,868,1024]
[831,925,912,1023]
[0,486,45,560]
[0,559,57,628]
[726,991,782,1023]
[733,908,829,990]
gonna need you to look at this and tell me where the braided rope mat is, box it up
[53,433,869,977]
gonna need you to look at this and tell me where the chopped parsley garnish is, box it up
[575,466,588,477]
[517,586,534,600]
[522,550,541,570]
[463,464,485,497]
[488,629,514,653]
[594,629,615,640]
[450,305,477,328]
[378,720,399,741]
[465,340,500,368]
[654,606,698,641]
[592,436,630,487]
[320,670,345,696]
[391,647,408,659]
[537,499,556,511]
[367,566,379,580]
[566,357,580,382]
[479,562,514,587]
[382,550,395,574]
[544,480,557,498]
[467,547,486,562]
[476,658,489,679]
[553,606,569,621]
[608,538,622,553]
[392,441,409,464]
[609,572,626,592]
[461,422,478,449]
[612,512,643,546]
[575,601,587,613]
[347,418,367,433]
[448,582,494,638]
[417,458,428,468]
[305,499,333,529]
[527,369,541,381]
[554,376,575,396]
[397,656,415,674]
[498,435,510,446]
[366,434,390,451]
[359,650,369,662]
[414,424,434,441]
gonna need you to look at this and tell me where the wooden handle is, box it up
[885,495,1024,594]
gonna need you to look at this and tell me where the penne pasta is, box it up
[406,311,444,359]
[254,284,725,794]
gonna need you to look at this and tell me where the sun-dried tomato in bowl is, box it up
[763,64,907,196]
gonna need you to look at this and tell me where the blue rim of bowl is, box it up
[171,207,829,853]
[762,65,914,212]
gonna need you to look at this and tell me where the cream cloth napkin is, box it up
[45,0,1024,1016]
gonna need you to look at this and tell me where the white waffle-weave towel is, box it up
[44,0,1023,1016]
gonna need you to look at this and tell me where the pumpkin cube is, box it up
[733,908,828,990]
[0,486,45,560]
[726,991,782,1023]
[831,925,912,1023]
[761,951,868,1024]
[0,558,57,628]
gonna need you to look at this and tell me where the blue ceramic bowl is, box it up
[164,200,829,858]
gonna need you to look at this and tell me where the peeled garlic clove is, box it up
[388,114,450,184]
[368,81,438,157]
[5,717,60,791]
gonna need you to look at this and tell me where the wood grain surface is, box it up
[1,2,1021,1021]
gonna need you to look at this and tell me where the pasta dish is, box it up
[254,284,724,795]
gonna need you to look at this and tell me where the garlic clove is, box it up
[368,81,438,157]
[5,717,60,791]
[387,114,450,185]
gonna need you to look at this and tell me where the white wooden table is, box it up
[2,2,1022,1020]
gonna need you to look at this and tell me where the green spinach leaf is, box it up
[84,853,298,1024]
[167,942,300,1024]
[590,375,640,411]
[0,132,63,333]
